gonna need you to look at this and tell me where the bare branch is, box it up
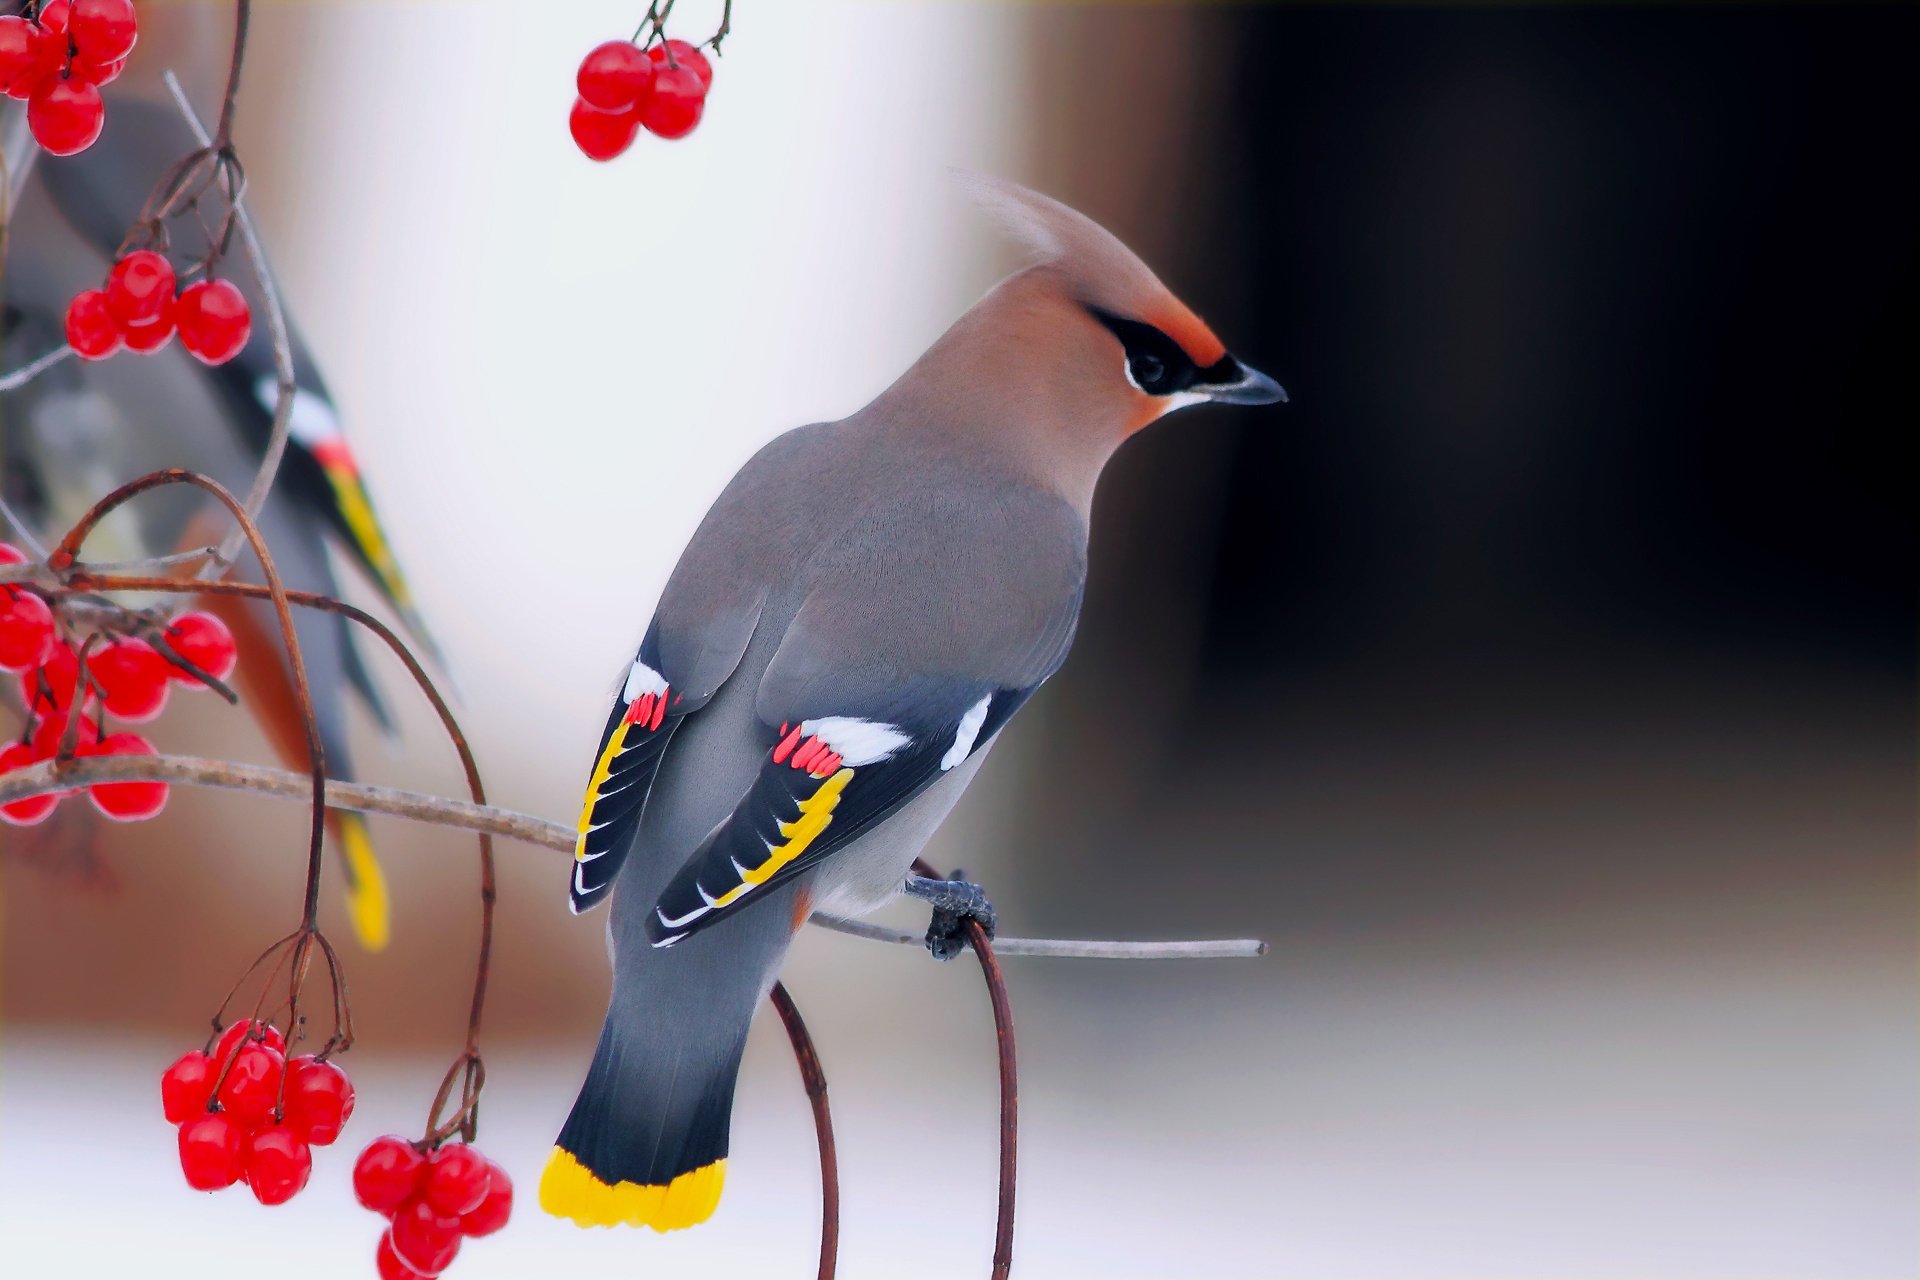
[159,70,296,578]
[0,342,75,394]
[0,752,1270,960]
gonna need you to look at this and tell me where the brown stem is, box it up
[914,859,1018,1280]
[214,0,250,150]
[49,470,328,930]
[770,981,839,1280]
[65,572,499,1072]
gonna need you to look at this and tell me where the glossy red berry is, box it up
[89,732,167,821]
[648,38,713,90]
[376,1232,431,1280]
[64,287,121,360]
[162,1049,217,1124]
[0,587,55,672]
[354,1136,426,1215]
[458,1160,513,1237]
[26,75,103,156]
[28,709,100,761]
[89,637,170,721]
[578,39,653,112]
[174,279,251,365]
[243,1124,313,1205]
[70,50,121,83]
[423,1143,491,1217]
[390,1196,463,1275]
[215,1041,285,1124]
[0,544,26,566]
[18,639,79,712]
[105,250,175,328]
[637,64,705,140]
[67,0,135,63]
[164,610,239,684]
[0,741,59,826]
[213,1018,286,1062]
[284,1055,355,1146]
[121,300,176,354]
[569,96,640,161]
[0,16,44,99]
[178,1112,244,1190]
[38,0,71,34]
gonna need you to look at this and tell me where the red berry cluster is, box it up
[0,0,137,157]
[65,250,253,365]
[0,543,238,827]
[569,37,713,161]
[164,1020,356,1206]
[354,1136,513,1278]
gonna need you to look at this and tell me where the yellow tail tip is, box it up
[339,817,391,952]
[539,1146,725,1231]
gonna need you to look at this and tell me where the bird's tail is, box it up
[541,888,804,1232]
[331,811,390,952]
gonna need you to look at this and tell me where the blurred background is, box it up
[2,2,1914,1277]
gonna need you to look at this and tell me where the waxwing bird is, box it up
[542,175,1285,1231]
[0,95,445,951]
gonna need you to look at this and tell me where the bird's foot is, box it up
[904,870,997,961]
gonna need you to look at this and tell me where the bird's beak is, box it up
[1204,358,1288,406]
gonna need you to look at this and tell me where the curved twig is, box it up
[770,982,838,1280]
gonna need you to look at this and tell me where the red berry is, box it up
[164,611,237,684]
[637,64,704,140]
[70,50,121,84]
[423,1143,491,1217]
[64,288,121,359]
[0,16,43,98]
[213,1018,286,1062]
[569,96,640,161]
[458,1160,513,1237]
[28,709,99,761]
[105,250,175,329]
[0,740,59,826]
[162,1049,217,1124]
[26,75,102,156]
[578,39,653,112]
[390,1196,462,1275]
[0,587,54,672]
[89,637,170,720]
[0,544,26,566]
[174,278,252,365]
[354,1136,426,1215]
[67,0,135,63]
[284,1055,355,1146]
[647,39,713,91]
[178,1112,244,1190]
[19,639,80,712]
[121,300,176,354]
[38,0,71,34]
[215,1041,285,1124]
[88,731,167,821]
[376,1232,431,1280]
[243,1124,313,1205]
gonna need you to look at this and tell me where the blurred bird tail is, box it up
[542,898,804,1231]
[311,441,456,684]
[333,812,391,952]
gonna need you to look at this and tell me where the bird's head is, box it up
[958,172,1286,433]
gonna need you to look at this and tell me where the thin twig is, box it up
[770,982,838,1280]
[0,492,50,560]
[0,750,1269,961]
[0,343,75,393]
[917,860,1017,1280]
[158,71,296,578]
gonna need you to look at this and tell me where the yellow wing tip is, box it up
[539,1147,725,1231]
[339,817,391,953]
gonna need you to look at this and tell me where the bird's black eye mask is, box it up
[1088,307,1244,397]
